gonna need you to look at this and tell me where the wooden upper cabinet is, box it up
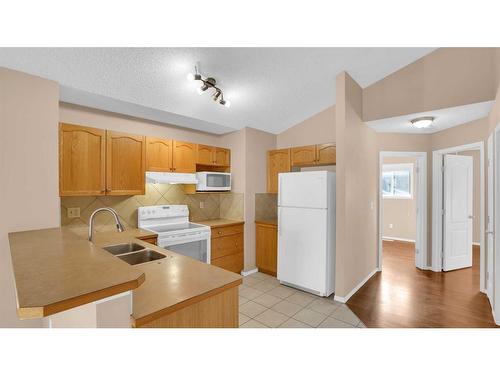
[291,145,316,166]
[59,123,106,196]
[316,143,336,165]
[106,131,146,195]
[146,137,173,172]
[267,148,291,193]
[214,147,230,166]
[172,141,196,173]
[196,145,230,167]
[196,144,214,165]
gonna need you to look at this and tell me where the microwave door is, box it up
[207,173,229,188]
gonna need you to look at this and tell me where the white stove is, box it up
[138,205,211,263]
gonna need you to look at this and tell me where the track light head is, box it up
[212,90,221,101]
[220,99,231,108]
[187,73,201,81]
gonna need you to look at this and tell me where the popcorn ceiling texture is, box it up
[60,184,244,235]
[255,193,278,221]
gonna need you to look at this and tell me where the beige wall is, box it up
[0,67,60,327]
[363,48,498,121]
[335,72,378,298]
[276,105,335,148]
[382,157,417,241]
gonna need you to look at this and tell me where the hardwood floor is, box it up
[347,240,497,328]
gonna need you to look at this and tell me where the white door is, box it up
[487,135,494,300]
[443,154,473,271]
[278,171,328,209]
[277,206,328,294]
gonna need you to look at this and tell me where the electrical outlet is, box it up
[389,223,393,229]
[199,201,204,209]
[67,207,80,218]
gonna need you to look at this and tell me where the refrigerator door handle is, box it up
[278,174,282,206]
[278,209,281,236]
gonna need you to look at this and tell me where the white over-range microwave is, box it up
[196,172,231,191]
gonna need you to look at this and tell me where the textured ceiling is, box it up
[0,47,435,134]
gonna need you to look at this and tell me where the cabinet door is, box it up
[267,148,290,193]
[173,141,196,173]
[106,131,146,195]
[59,123,106,196]
[291,145,316,166]
[146,137,173,172]
[316,143,336,165]
[196,144,215,165]
[256,223,278,276]
[214,147,230,166]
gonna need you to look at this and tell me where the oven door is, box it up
[158,232,211,263]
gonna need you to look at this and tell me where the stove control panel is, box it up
[138,205,189,220]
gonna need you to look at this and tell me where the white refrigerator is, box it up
[277,171,335,297]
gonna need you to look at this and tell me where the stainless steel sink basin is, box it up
[103,242,145,256]
[117,249,166,265]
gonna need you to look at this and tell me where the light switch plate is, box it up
[67,207,80,218]
[199,201,204,209]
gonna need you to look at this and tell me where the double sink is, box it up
[103,242,167,265]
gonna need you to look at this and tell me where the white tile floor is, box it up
[239,272,366,328]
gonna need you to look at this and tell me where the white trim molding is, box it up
[334,269,379,303]
[432,142,485,293]
[241,268,258,277]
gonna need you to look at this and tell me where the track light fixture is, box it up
[187,66,231,107]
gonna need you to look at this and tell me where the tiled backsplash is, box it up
[255,193,278,220]
[61,184,244,233]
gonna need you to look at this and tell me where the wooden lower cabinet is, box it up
[255,222,278,276]
[210,224,244,274]
[135,285,239,328]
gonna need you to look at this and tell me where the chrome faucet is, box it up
[88,207,124,242]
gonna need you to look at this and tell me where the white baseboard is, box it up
[241,268,258,277]
[382,236,415,243]
[334,268,379,303]
[419,266,433,270]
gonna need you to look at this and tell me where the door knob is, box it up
[486,231,494,235]
[468,215,474,219]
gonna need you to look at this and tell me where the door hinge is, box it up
[441,165,445,172]
[442,208,446,216]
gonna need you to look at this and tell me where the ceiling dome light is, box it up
[410,116,435,129]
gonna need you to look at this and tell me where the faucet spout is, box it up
[88,207,125,242]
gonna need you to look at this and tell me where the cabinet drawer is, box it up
[211,224,244,239]
[211,233,243,259]
[211,252,243,274]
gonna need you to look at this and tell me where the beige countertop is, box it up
[196,218,245,228]
[9,227,242,324]
[255,218,278,226]
[8,227,147,319]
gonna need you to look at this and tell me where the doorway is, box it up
[432,142,485,291]
[378,152,427,270]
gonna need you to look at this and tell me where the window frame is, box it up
[382,163,413,200]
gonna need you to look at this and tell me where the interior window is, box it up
[382,163,413,199]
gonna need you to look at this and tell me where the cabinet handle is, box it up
[218,231,222,235]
